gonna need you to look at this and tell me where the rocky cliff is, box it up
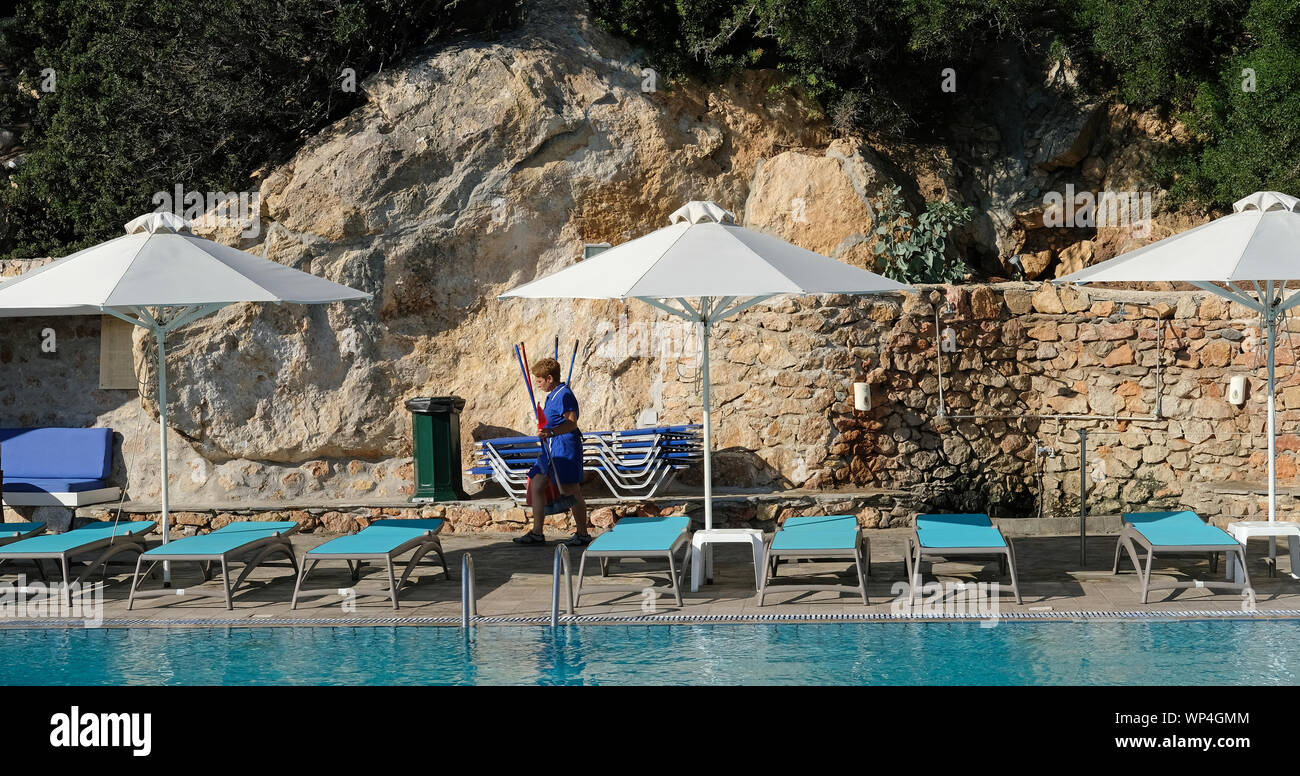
[7,0,1258,524]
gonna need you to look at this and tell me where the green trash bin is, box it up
[406,396,467,502]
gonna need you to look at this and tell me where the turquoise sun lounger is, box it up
[0,521,46,547]
[127,521,299,610]
[291,518,448,610]
[0,521,153,598]
[1113,511,1251,603]
[575,516,691,607]
[758,515,870,605]
[906,513,1022,603]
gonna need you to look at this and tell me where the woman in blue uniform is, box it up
[513,357,590,547]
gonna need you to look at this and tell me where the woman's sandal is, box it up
[512,531,547,545]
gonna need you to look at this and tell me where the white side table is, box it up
[690,528,766,592]
[1226,521,1300,583]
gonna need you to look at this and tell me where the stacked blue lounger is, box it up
[468,425,703,501]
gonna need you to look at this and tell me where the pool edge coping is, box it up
[4,608,1300,629]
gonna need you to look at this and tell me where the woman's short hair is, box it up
[531,357,562,382]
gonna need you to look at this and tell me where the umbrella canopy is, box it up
[1057,191,1300,521]
[0,212,362,309]
[502,200,913,531]
[0,212,369,578]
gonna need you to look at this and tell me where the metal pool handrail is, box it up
[460,553,477,628]
[551,544,574,626]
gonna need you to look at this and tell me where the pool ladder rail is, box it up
[460,553,477,628]
[459,546,575,628]
[552,544,575,626]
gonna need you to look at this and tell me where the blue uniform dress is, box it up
[529,383,583,485]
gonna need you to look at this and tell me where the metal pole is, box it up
[157,328,171,585]
[1267,292,1278,522]
[701,299,714,531]
[935,306,947,417]
[460,553,476,628]
[1079,428,1087,566]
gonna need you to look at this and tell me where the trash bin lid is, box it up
[405,396,466,414]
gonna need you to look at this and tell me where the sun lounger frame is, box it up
[575,524,691,607]
[0,522,152,602]
[906,517,1022,604]
[758,528,870,606]
[0,522,46,547]
[291,525,449,611]
[127,524,299,610]
[473,442,689,501]
[1112,516,1252,603]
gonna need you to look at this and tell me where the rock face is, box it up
[116,0,869,503]
[2,0,1266,529]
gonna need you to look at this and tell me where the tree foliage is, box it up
[591,0,1046,137]
[594,0,1300,211]
[0,0,522,259]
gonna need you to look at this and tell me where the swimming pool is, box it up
[2,621,1297,685]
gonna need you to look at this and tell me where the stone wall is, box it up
[5,281,1297,532]
[72,491,906,535]
[723,281,1299,524]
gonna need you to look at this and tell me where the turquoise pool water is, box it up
[3,621,1298,685]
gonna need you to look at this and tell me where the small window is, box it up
[99,315,137,390]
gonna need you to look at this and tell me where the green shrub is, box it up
[0,0,523,259]
[871,185,973,284]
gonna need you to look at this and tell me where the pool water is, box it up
[3,621,1297,685]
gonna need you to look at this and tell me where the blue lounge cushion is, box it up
[916,513,1007,549]
[142,521,298,557]
[588,516,689,552]
[772,515,860,551]
[308,518,444,556]
[4,478,111,493]
[1124,511,1235,547]
[0,428,113,479]
[0,521,153,555]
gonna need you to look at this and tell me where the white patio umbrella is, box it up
[501,201,913,531]
[1057,191,1300,522]
[0,212,370,578]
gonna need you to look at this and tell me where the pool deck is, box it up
[5,527,1300,627]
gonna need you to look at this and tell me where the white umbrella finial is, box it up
[125,211,192,235]
[669,201,735,225]
[1233,191,1300,213]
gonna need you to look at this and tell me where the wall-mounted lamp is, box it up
[1008,254,1025,280]
[853,382,871,411]
[1228,375,1247,406]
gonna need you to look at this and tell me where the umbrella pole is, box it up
[157,329,172,584]
[701,314,713,531]
[1268,306,1278,522]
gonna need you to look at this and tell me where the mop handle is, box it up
[566,338,578,385]
[520,344,563,481]
[514,345,539,427]
[519,342,544,426]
